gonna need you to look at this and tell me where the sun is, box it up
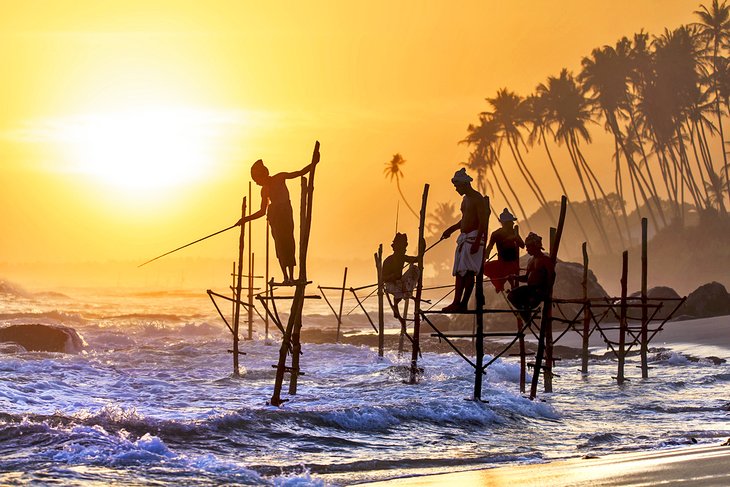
[63,107,218,191]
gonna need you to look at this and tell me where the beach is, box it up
[362,442,730,486]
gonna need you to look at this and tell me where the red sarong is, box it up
[484,260,520,293]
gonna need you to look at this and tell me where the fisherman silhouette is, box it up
[484,208,525,293]
[235,155,319,284]
[440,168,488,312]
[382,232,419,308]
[507,232,555,322]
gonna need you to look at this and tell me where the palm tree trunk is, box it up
[627,109,667,226]
[493,157,532,232]
[396,178,419,218]
[506,136,554,223]
[511,137,556,223]
[566,134,613,254]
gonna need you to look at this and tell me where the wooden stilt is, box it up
[409,184,429,384]
[530,195,566,400]
[544,226,557,393]
[398,298,409,356]
[335,267,348,342]
[581,242,591,375]
[247,182,253,340]
[517,316,526,393]
[375,245,385,358]
[232,197,247,377]
[617,250,628,385]
[473,196,490,401]
[640,218,649,379]
[265,220,270,341]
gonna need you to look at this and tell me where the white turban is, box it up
[451,168,473,184]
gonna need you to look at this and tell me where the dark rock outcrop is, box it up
[682,282,730,318]
[0,324,85,353]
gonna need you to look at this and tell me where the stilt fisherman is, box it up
[235,154,319,284]
[440,168,488,312]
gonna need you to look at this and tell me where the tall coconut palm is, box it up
[484,89,555,224]
[537,68,615,253]
[383,153,418,218]
[695,0,730,203]
[460,116,531,227]
[525,93,593,247]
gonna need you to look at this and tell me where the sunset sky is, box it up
[0,1,700,289]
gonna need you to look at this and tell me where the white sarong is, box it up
[452,230,485,277]
[384,265,420,299]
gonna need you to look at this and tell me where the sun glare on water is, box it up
[63,108,219,191]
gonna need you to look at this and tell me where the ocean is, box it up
[0,283,728,485]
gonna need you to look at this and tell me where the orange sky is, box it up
[0,1,702,289]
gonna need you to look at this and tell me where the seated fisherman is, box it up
[507,232,555,321]
[483,208,525,293]
[382,232,419,308]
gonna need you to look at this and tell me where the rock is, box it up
[628,286,683,320]
[0,324,85,353]
[682,282,730,319]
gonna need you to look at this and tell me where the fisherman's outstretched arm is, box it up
[236,189,269,225]
[441,221,461,239]
[280,151,321,179]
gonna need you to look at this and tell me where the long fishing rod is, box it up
[138,223,238,268]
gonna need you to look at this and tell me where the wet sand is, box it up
[361,443,730,486]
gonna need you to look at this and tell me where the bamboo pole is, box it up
[581,242,591,375]
[375,245,385,358]
[398,298,409,356]
[409,184,429,384]
[530,195,566,400]
[640,218,649,379]
[518,316,526,393]
[232,197,247,377]
[617,250,628,385]
[473,196,490,401]
[335,267,348,342]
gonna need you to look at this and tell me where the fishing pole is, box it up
[138,223,239,268]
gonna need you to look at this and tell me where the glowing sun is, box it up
[63,107,219,190]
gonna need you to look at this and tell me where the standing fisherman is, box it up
[236,154,320,284]
[440,168,488,312]
[483,208,525,293]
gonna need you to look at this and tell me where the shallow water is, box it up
[0,287,728,485]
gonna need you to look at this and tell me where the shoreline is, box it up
[359,442,730,486]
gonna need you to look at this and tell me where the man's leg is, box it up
[460,271,475,308]
[442,275,465,311]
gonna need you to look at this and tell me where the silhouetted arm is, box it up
[279,150,321,179]
[471,199,488,254]
[441,221,461,239]
[236,187,269,226]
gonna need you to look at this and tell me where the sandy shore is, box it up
[360,442,730,486]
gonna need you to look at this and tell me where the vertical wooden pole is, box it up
[265,220,270,341]
[640,218,649,379]
[288,141,318,396]
[409,184,429,384]
[375,245,385,358]
[517,316,526,393]
[473,196,490,401]
[336,267,348,342]
[530,196,566,400]
[247,182,253,340]
[581,242,590,375]
[232,197,247,377]
[544,226,557,393]
[399,299,409,356]
[231,262,236,322]
[617,250,628,385]
[248,254,255,340]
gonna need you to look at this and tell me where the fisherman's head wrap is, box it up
[499,208,517,222]
[392,232,408,248]
[525,232,544,249]
[251,159,269,180]
[451,168,473,185]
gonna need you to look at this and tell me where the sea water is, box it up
[0,285,728,485]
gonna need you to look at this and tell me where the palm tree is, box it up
[484,89,556,224]
[538,68,615,253]
[695,0,730,203]
[525,93,593,247]
[460,116,531,228]
[383,153,418,218]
